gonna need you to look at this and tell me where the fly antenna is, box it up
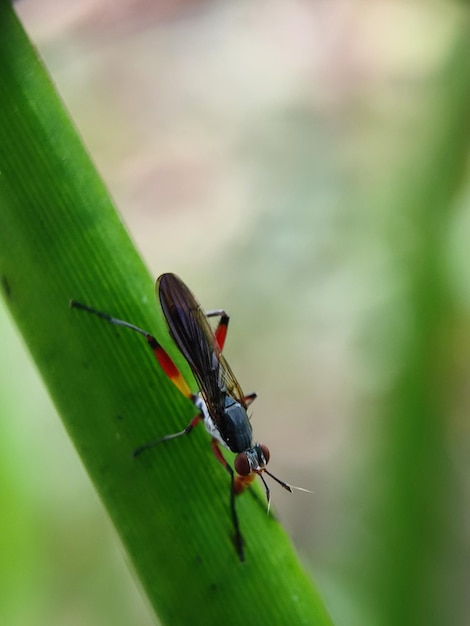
[290,485,314,494]
[264,469,293,493]
[264,469,313,495]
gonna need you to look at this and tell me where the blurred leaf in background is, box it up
[2,1,470,625]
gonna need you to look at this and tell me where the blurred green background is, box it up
[1,1,470,625]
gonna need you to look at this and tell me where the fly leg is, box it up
[128,330,204,456]
[211,439,245,562]
[133,413,202,457]
[206,309,257,406]
[70,300,203,454]
[244,392,257,406]
[205,309,230,351]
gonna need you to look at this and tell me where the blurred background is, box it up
[1,1,469,625]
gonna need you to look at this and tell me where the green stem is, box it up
[0,5,332,626]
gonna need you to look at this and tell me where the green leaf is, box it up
[0,4,332,625]
[348,18,470,626]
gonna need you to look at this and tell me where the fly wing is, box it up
[157,274,248,419]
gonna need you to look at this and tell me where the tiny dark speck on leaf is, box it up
[2,276,11,298]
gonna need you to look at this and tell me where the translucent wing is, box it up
[157,273,248,424]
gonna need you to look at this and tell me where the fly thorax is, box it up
[220,397,253,453]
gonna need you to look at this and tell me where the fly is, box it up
[71,273,304,561]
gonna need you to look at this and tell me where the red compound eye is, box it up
[234,453,250,476]
[260,444,270,465]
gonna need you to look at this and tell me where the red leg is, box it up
[70,300,203,455]
[205,309,257,410]
[70,300,194,400]
[206,309,230,351]
[234,472,257,495]
[145,334,194,400]
[244,392,257,407]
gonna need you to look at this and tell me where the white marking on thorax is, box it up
[194,394,229,450]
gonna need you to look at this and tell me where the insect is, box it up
[71,273,298,560]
